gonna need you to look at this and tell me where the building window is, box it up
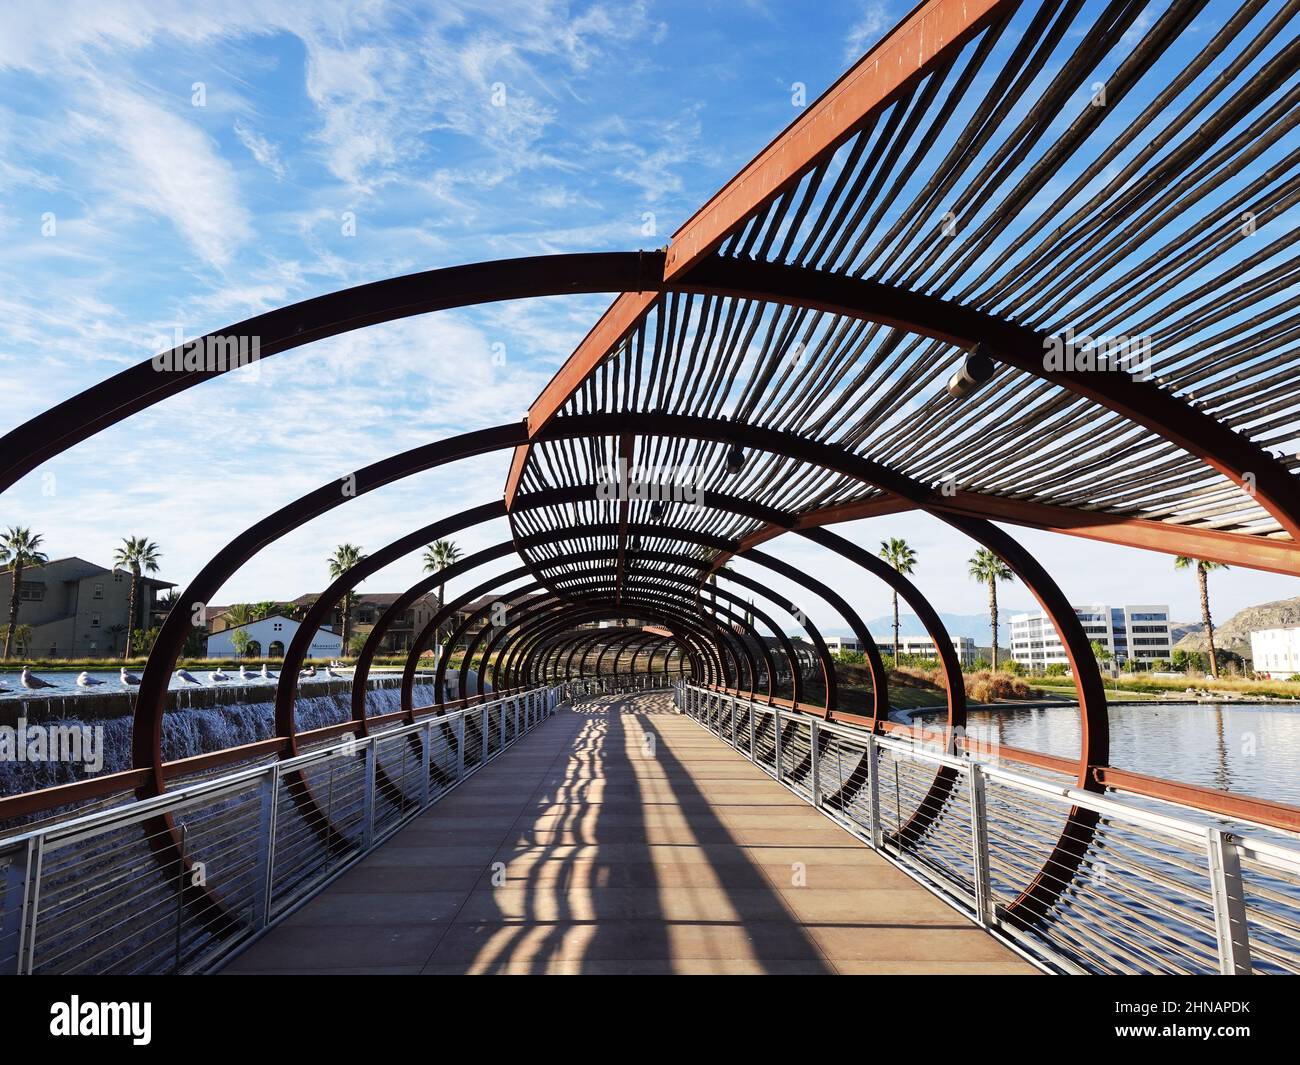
[91,613,101,627]
[92,582,104,600]
[19,581,44,602]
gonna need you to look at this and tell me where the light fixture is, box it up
[725,443,746,474]
[946,343,996,400]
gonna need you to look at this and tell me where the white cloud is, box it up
[73,83,253,268]
[233,118,288,179]
[845,2,894,63]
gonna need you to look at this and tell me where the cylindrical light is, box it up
[726,443,746,474]
[946,343,997,400]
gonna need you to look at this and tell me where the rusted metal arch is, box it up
[116,409,1104,843]
[607,633,673,682]
[354,505,895,714]
[0,252,665,493]
[468,578,765,700]
[489,582,771,695]
[419,575,736,700]
[494,601,729,696]
[5,252,1289,574]
[527,411,1110,927]
[506,257,1300,569]
[539,563,804,702]
[345,488,796,720]
[5,251,1290,578]
[670,257,1300,553]
[66,404,1101,928]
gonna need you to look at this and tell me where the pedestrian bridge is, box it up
[4,0,1300,977]
[222,690,1029,975]
[4,681,1299,976]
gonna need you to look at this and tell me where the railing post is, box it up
[0,838,35,975]
[456,713,466,779]
[773,703,783,780]
[729,698,737,747]
[361,742,376,850]
[865,734,882,850]
[481,703,489,762]
[809,720,820,808]
[1206,828,1252,975]
[421,722,434,807]
[500,699,508,749]
[968,764,992,926]
[749,701,756,761]
[253,766,278,928]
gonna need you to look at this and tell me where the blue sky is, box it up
[1,0,1297,632]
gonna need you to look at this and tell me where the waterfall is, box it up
[0,678,445,799]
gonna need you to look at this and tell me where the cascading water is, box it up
[0,672,488,799]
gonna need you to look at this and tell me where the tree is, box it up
[105,623,127,657]
[422,540,462,654]
[252,600,279,621]
[9,623,32,658]
[327,544,366,657]
[1174,556,1229,679]
[968,549,1014,670]
[1090,639,1113,673]
[224,603,256,627]
[878,537,917,667]
[112,537,161,659]
[230,629,254,658]
[1,526,48,659]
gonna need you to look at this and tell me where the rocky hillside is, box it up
[1173,596,1300,657]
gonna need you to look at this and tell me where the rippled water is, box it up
[953,701,1300,806]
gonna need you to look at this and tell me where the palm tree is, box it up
[252,600,279,621]
[112,536,161,659]
[422,540,462,653]
[224,603,256,628]
[1175,556,1229,679]
[105,623,127,657]
[968,548,1014,670]
[879,537,917,666]
[327,544,366,656]
[1,526,48,659]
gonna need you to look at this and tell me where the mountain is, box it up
[1173,595,1300,658]
[823,611,1014,644]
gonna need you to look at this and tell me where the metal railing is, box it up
[676,682,1300,975]
[0,685,563,975]
[566,673,677,698]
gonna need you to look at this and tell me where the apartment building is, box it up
[0,556,175,658]
[1010,604,1172,671]
[1249,627,1300,679]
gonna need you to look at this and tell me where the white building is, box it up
[1249,628,1300,679]
[825,635,861,654]
[1010,604,1172,672]
[872,633,977,666]
[206,614,342,659]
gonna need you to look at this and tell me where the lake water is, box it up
[944,701,1300,807]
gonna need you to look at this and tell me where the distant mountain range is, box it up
[822,611,1013,644]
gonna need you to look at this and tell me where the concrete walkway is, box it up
[223,692,1035,975]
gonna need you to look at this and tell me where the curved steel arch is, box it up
[3,251,1290,573]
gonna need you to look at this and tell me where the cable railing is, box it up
[675,681,1300,975]
[0,685,563,975]
[565,672,678,699]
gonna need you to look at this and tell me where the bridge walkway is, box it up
[221,692,1034,975]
